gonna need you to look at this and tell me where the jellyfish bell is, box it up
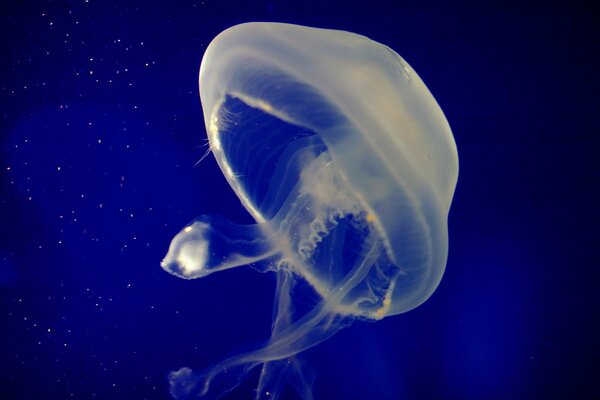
[162,22,458,399]
[199,22,458,316]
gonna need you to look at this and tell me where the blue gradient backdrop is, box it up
[1,1,598,399]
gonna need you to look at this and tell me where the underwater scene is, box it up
[1,1,598,399]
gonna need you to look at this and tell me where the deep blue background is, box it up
[1,1,598,399]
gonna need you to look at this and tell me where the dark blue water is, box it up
[1,1,598,399]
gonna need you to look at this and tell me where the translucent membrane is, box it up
[161,22,458,399]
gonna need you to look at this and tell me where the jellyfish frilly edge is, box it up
[161,22,458,399]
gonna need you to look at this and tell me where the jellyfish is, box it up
[161,22,458,399]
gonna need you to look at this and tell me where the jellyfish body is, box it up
[162,22,458,399]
